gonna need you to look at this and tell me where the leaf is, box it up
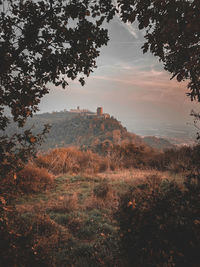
[177,74,183,82]
[0,196,6,205]
[79,77,85,86]
[30,136,36,143]
[85,10,90,16]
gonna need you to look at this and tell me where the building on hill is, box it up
[102,113,110,119]
[70,106,90,114]
[69,106,110,118]
[97,107,103,116]
[96,107,110,119]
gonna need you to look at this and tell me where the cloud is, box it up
[90,61,189,106]
[124,22,138,39]
[92,73,182,92]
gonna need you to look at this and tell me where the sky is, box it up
[39,17,199,137]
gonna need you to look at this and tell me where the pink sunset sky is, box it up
[39,17,199,136]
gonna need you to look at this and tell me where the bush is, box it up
[35,147,108,175]
[116,175,200,267]
[150,145,200,175]
[0,211,70,267]
[93,181,110,199]
[98,160,109,172]
[17,163,54,193]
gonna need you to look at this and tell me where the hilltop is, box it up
[2,109,175,151]
[2,109,143,148]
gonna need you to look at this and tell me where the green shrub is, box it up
[116,175,200,267]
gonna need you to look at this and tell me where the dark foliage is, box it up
[93,180,110,199]
[0,210,69,267]
[0,0,115,130]
[0,1,199,265]
[0,125,50,181]
[116,175,200,267]
[150,144,200,176]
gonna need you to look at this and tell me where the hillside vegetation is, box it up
[1,144,200,266]
[1,112,199,267]
[143,136,176,150]
[2,110,174,151]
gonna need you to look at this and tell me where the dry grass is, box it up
[96,168,171,182]
[9,166,188,267]
[3,143,196,266]
[16,193,79,214]
[16,201,45,213]
[84,190,118,210]
[84,180,119,211]
[46,193,79,213]
[35,147,109,175]
[15,169,176,215]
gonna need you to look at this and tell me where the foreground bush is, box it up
[116,175,200,267]
[17,163,54,194]
[0,163,54,198]
[91,141,156,170]
[0,211,69,267]
[150,145,200,174]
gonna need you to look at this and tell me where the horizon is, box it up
[38,17,199,139]
[36,105,197,144]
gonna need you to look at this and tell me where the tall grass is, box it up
[35,147,109,175]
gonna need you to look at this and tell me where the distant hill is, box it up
[142,136,176,151]
[2,110,145,150]
[43,114,147,149]
[1,110,175,151]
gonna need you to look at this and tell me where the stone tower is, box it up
[97,107,103,116]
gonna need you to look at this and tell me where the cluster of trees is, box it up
[151,144,200,174]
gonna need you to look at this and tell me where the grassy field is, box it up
[10,168,180,267]
[1,144,200,266]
